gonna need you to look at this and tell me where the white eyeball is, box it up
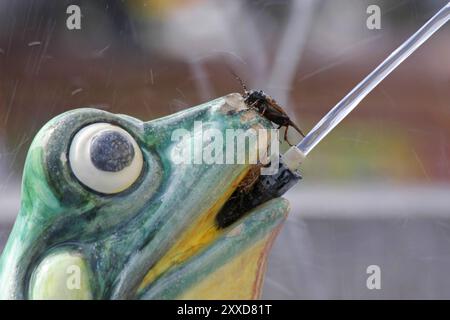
[69,123,143,194]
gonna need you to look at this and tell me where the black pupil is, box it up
[90,130,135,172]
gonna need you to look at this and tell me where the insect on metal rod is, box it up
[217,2,450,228]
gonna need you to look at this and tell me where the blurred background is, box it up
[0,0,449,298]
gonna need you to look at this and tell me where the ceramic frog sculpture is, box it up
[0,93,290,299]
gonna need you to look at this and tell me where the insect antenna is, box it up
[227,67,249,96]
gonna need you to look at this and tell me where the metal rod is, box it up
[297,2,450,157]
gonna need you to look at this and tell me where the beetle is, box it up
[233,73,305,146]
[215,72,306,228]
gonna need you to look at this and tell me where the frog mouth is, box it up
[138,196,289,300]
[135,168,290,300]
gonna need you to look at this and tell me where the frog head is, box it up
[0,93,289,299]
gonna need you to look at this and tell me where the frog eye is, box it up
[69,123,143,194]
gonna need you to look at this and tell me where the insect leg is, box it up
[249,99,260,111]
[289,120,306,137]
[284,126,294,146]
[261,105,267,116]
